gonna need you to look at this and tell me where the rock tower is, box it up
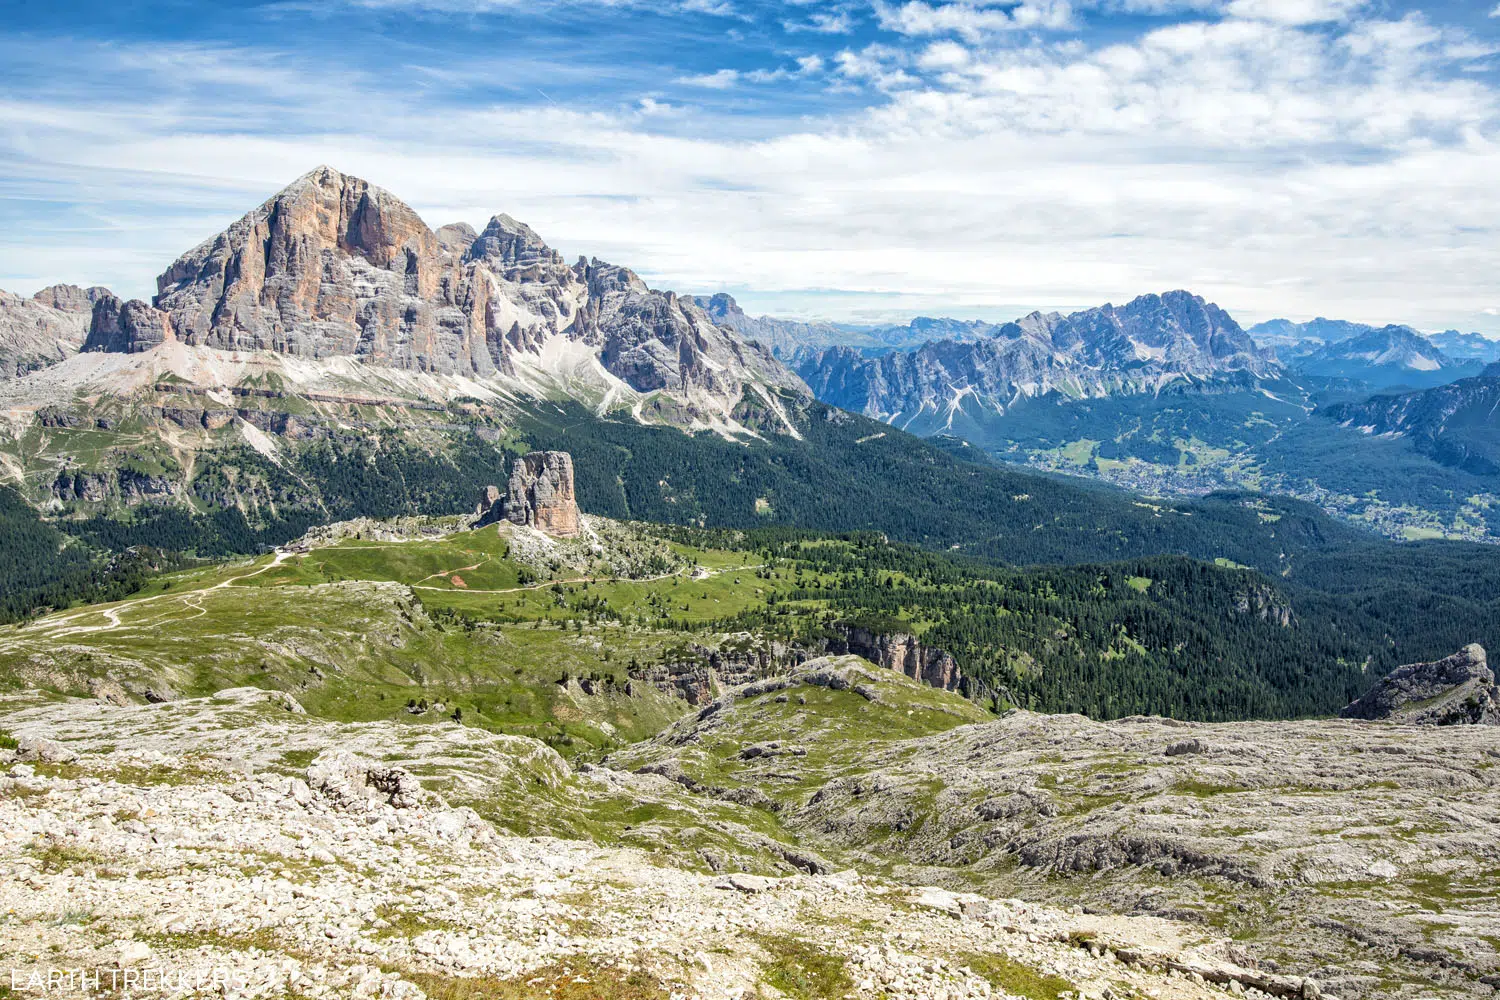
[484,451,580,537]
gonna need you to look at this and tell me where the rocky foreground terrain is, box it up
[611,660,1500,999]
[2,685,1303,1000]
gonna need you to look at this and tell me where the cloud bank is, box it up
[0,0,1497,332]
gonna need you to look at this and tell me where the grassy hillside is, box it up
[4,514,1494,729]
[0,389,1392,623]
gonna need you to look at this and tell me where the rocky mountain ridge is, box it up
[1288,325,1479,388]
[1430,329,1500,363]
[795,290,1273,427]
[1322,368,1500,476]
[694,294,1004,359]
[0,283,109,377]
[1,167,807,435]
[693,293,861,358]
[1248,318,1492,387]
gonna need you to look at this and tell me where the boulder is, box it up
[15,736,77,764]
[307,751,426,810]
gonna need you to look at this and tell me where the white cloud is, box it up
[677,68,741,88]
[1490,3,1499,17]
[918,40,973,69]
[1225,0,1364,26]
[2,9,1499,334]
[785,9,857,32]
[876,1,1076,40]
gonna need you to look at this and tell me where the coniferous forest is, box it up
[3,398,1498,724]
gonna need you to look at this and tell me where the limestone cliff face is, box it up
[149,166,805,402]
[83,294,175,354]
[838,626,962,692]
[1341,644,1498,726]
[632,640,805,706]
[495,451,580,537]
[0,284,108,377]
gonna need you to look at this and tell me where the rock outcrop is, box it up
[148,165,805,406]
[491,451,580,537]
[631,639,801,705]
[0,284,107,377]
[1340,643,1499,725]
[81,294,175,354]
[837,625,963,691]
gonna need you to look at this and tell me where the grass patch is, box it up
[276,749,320,773]
[1175,779,1245,798]
[0,729,16,751]
[751,933,852,1000]
[107,762,226,787]
[142,927,291,957]
[962,951,1075,1000]
[405,959,668,1000]
[28,842,108,874]
[372,904,463,939]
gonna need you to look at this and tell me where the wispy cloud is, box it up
[784,9,857,33]
[677,68,742,88]
[1,1,1499,334]
[1225,0,1365,25]
[875,1,1077,40]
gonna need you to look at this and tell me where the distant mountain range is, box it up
[770,295,1499,542]
[1430,330,1500,363]
[693,293,999,359]
[1246,318,1491,388]
[1288,325,1483,388]
[3,169,1498,550]
[1250,317,1500,361]
[796,290,1272,428]
[1323,363,1500,477]
[692,293,860,358]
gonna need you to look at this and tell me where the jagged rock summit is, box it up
[481,450,580,537]
[1340,643,1499,726]
[147,165,804,406]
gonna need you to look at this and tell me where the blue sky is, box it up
[2,0,1499,333]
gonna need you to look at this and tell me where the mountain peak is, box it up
[26,168,806,422]
[465,213,560,270]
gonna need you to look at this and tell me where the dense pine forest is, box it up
[0,487,188,623]
[662,527,1500,720]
